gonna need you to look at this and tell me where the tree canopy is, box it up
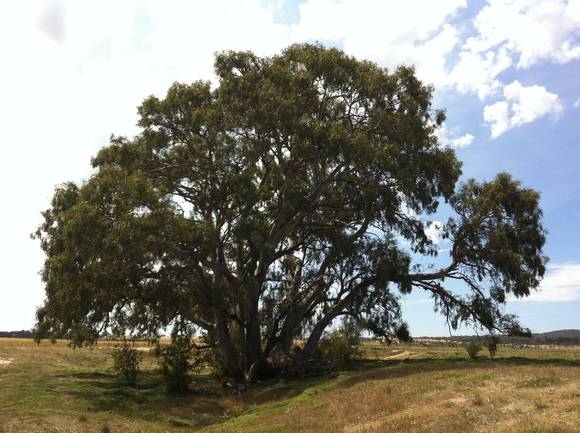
[33,44,547,380]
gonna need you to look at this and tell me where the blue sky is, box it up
[0,0,578,336]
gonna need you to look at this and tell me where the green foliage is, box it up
[317,320,360,370]
[111,341,141,386]
[465,341,482,359]
[339,316,361,347]
[443,173,547,335]
[395,323,411,343]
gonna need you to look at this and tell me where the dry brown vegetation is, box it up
[0,338,578,433]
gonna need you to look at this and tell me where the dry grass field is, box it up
[0,338,579,433]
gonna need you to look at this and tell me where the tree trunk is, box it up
[244,312,262,381]
[215,315,242,378]
[299,312,336,362]
[298,291,359,363]
[269,306,303,359]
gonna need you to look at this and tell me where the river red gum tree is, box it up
[34,44,546,380]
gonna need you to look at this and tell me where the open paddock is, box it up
[1,338,579,433]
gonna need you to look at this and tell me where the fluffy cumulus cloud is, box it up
[465,0,580,68]
[446,0,580,136]
[450,133,475,148]
[519,263,580,302]
[437,125,475,148]
[297,0,580,138]
[447,47,513,100]
[449,0,580,97]
[36,0,66,43]
[293,0,466,85]
[484,80,563,137]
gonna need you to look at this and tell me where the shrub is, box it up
[465,341,482,359]
[309,319,363,373]
[155,337,193,393]
[154,328,220,393]
[316,329,360,370]
[111,341,141,386]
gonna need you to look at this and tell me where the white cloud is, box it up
[293,0,466,85]
[484,101,512,138]
[466,0,580,68]
[36,0,66,43]
[447,47,512,99]
[448,0,580,100]
[574,97,580,108]
[517,263,580,302]
[437,125,475,148]
[409,24,461,86]
[425,221,444,244]
[484,80,563,137]
[450,133,475,148]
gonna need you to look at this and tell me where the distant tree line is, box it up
[416,330,580,346]
[0,330,33,338]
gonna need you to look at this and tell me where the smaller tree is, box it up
[487,336,499,359]
[339,316,362,347]
[465,341,482,359]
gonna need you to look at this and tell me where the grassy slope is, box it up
[0,339,579,433]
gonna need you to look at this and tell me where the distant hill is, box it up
[532,329,580,345]
[534,329,580,339]
[0,330,33,339]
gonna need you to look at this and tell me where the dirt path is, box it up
[382,350,415,360]
[0,357,13,366]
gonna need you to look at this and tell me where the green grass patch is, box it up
[455,370,495,386]
[517,373,561,388]
[206,376,339,432]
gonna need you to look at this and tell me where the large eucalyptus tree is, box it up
[34,44,546,380]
